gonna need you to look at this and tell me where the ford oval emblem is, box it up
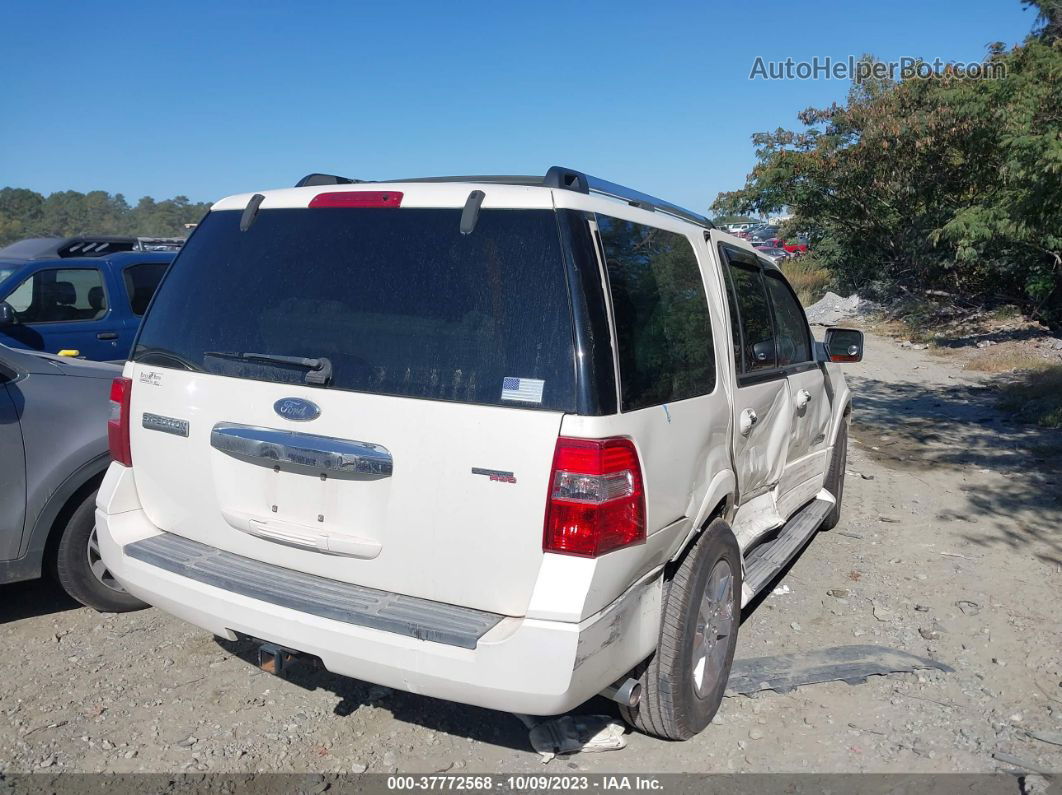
[273,398,320,422]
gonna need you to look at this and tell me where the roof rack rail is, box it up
[376,175,545,186]
[295,173,365,187]
[574,170,714,229]
[295,167,713,228]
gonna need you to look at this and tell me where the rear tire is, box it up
[820,421,849,531]
[620,518,741,740]
[55,491,147,613]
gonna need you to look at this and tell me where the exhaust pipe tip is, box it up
[602,677,642,708]
[623,680,642,707]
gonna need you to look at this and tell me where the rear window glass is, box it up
[123,262,167,316]
[133,208,576,411]
[597,216,715,411]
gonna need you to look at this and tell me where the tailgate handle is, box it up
[211,423,392,477]
[246,518,382,559]
[220,509,383,559]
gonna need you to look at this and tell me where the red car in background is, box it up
[763,236,809,254]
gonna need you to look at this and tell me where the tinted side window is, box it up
[597,216,715,411]
[123,263,168,316]
[720,259,743,373]
[2,268,107,323]
[764,270,811,365]
[727,262,776,372]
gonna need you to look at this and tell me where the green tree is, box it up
[0,188,210,247]
[712,3,1062,323]
[0,188,44,243]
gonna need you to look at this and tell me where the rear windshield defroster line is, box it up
[133,207,578,412]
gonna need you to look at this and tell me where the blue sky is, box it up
[0,1,1037,213]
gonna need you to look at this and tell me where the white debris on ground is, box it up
[526,715,627,762]
[804,292,867,326]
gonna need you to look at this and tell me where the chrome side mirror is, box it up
[824,327,864,363]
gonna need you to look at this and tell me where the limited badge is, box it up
[471,467,517,484]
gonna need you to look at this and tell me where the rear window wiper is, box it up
[204,351,332,385]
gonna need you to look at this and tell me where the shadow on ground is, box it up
[848,373,1062,567]
[0,577,80,624]
[932,326,1053,349]
[214,635,622,755]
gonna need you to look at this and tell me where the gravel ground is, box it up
[2,332,1060,775]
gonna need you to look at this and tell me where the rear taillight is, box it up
[308,191,403,208]
[543,437,645,557]
[108,377,132,466]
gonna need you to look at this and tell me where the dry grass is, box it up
[781,258,831,306]
[966,347,1056,373]
[868,302,1039,349]
[998,364,1062,428]
[864,300,953,345]
[869,317,938,345]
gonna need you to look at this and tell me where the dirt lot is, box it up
[2,332,1060,775]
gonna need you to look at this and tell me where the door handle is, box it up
[796,388,812,409]
[739,408,759,436]
[96,332,119,340]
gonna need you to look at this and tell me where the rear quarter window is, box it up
[597,216,715,411]
[133,207,577,411]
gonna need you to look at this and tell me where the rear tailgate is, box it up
[128,367,562,616]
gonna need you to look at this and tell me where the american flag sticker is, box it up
[501,376,545,404]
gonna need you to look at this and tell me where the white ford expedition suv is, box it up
[97,167,862,740]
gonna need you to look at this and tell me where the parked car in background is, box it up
[0,236,179,361]
[782,235,810,254]
[0,343,147,611]
[754,245,791,264]
[97,165,861,741]
[749,225,780,241]
[722,222,756,234]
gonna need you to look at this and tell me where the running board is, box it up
[742,496,834,604]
